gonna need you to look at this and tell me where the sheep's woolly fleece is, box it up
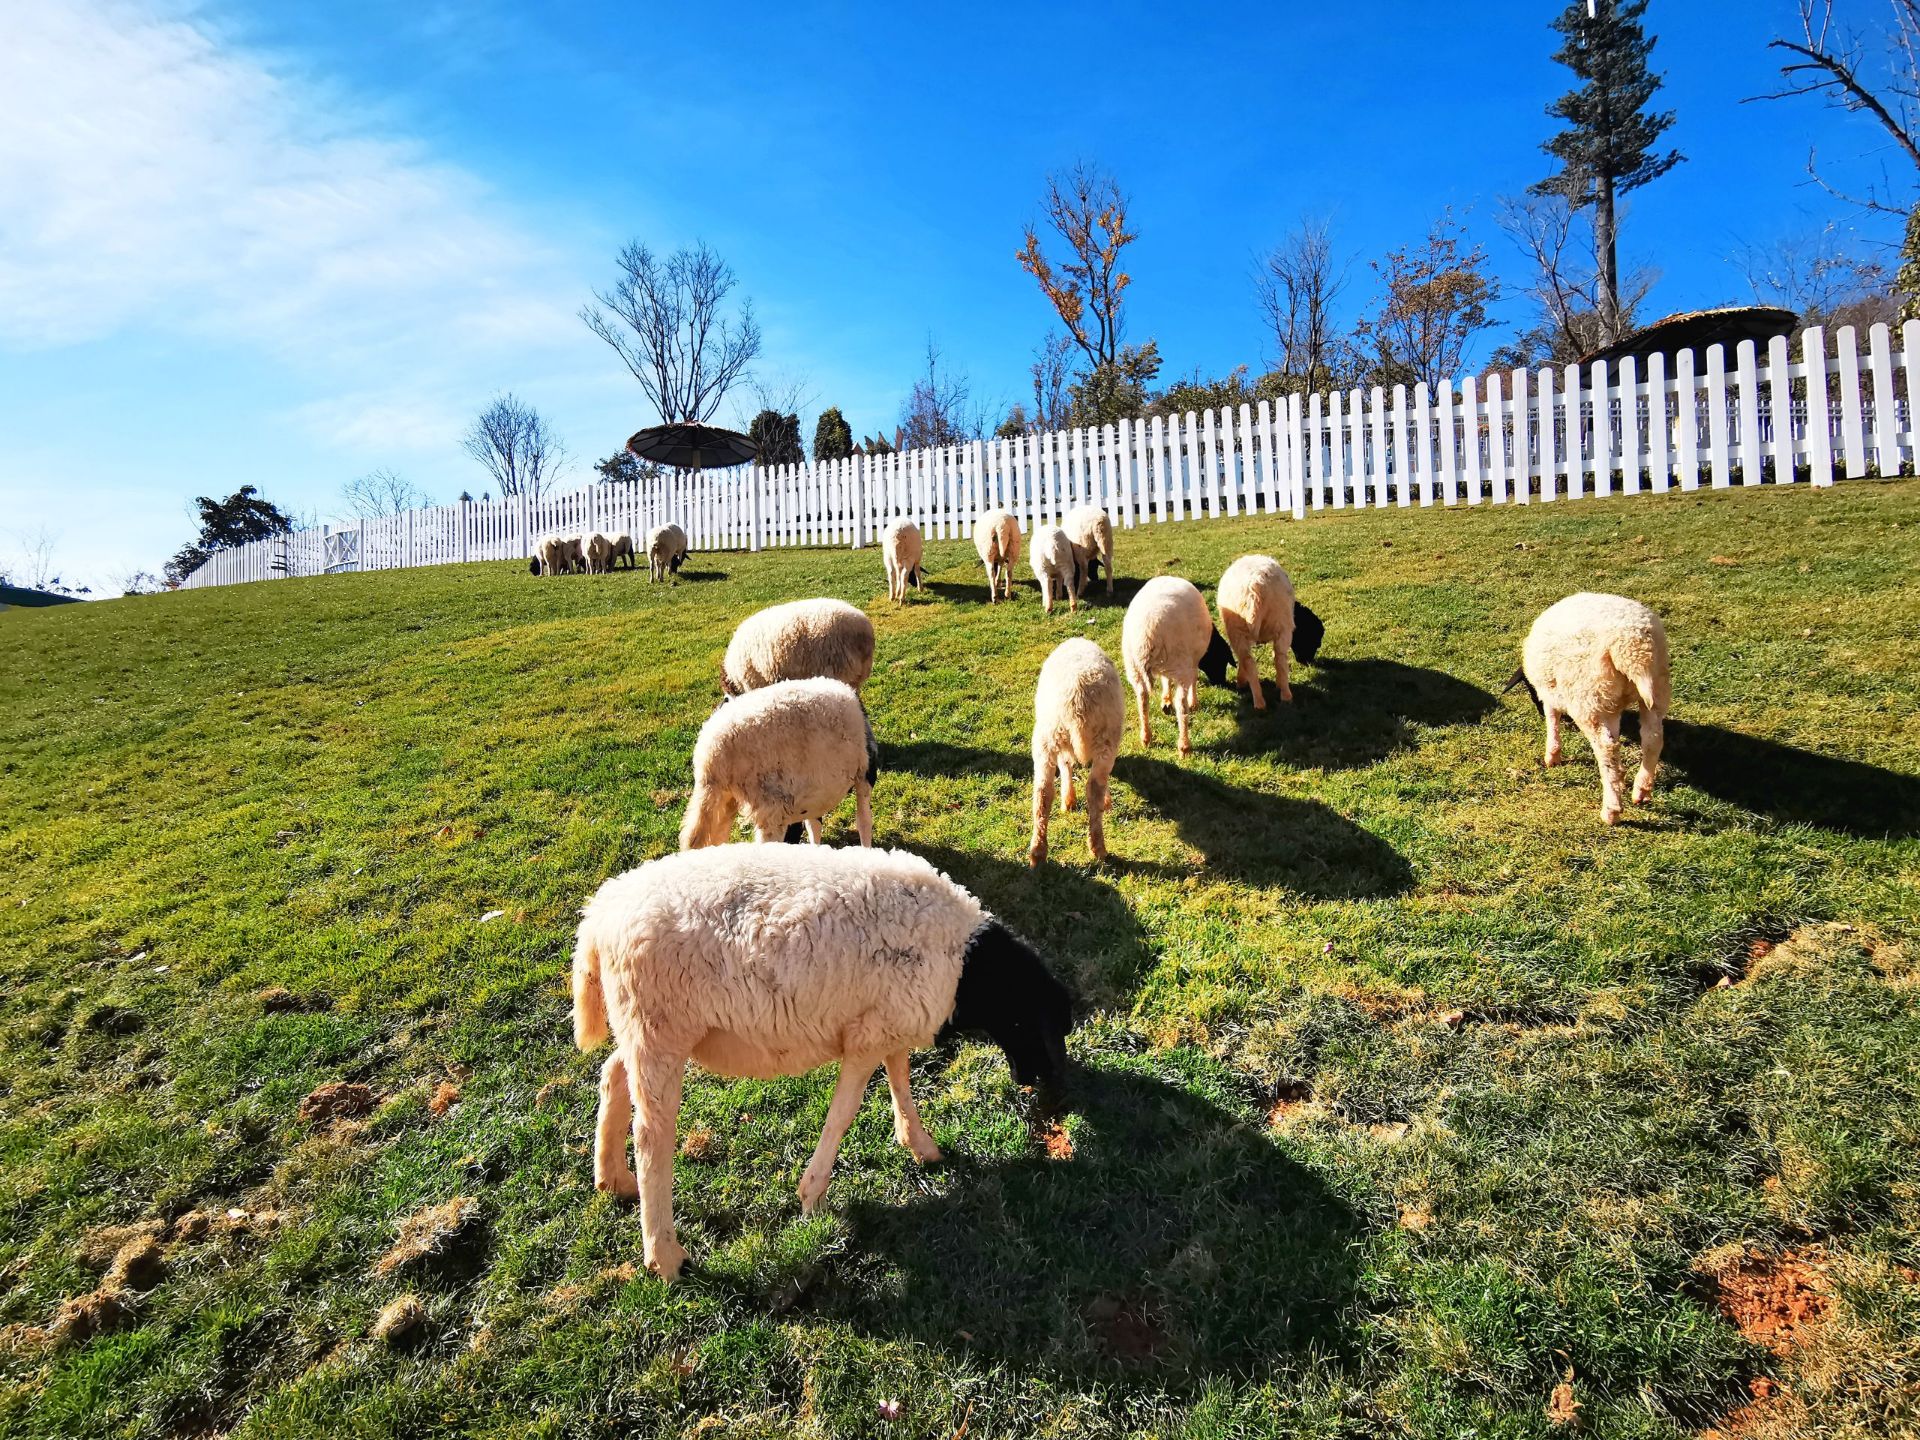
[722,598,876,694]
[1216,554,1297,705]
[680,677,873,847]
[1029,525,1077,612]
[575,845,986,1078]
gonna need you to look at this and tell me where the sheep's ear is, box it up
[528,558,541,575]
[1503,667,1543,713]
[1501,667,1529,693]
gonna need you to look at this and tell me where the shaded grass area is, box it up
[2,481,1918,1437]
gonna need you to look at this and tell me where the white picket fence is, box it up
[180,321,1918,590]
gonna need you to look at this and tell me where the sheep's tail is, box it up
[572,926,609,1051]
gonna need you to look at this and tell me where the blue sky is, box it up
[0,0,1904,590]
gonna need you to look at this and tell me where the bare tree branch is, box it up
[462,394,568,501]
[1017,163,1140,372]
[339,467,432,520]
[581,242,763,424]
[1255,215,1351,391]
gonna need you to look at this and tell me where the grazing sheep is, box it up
[972,508,1020,603]
[722,598,876,697]
[572,844,1075,1279]
[529,534,584,577]
[1029,525,1078,614]
[680,679,877,849]
[1508,592,1670,825]
[1029,638,1125,867]
[1216,555,1299,709]
[1121,576,1233,755]
[608,533,637,570]
[1063,504,1114,600]
[585,532,617,574]
[882,519,924,604]
[647,524,690,582]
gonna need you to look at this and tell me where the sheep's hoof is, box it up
[1062,786,1078,811]
[1600,805,1622,826]
[645,1240,688,1282]
[903,1133,942,1164]
[1176,741,1192,757]
[796,1170,832,1215]
[1278,688,1293,704]
[596,1169,639,1199]
[1251,696,1267,711]
[1632,776,1654,804]
[1027,843,1046,868]
[1160,701,1174,716]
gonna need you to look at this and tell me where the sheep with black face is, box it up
[1121,576,1233,755]
[571,844,1075,1280]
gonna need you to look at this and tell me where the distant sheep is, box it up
[680,678,877,849]
[1121,576,1233,755]
[1215,555,1301,709]
[1029,525,1078,614]
[1063,504,1114,600]
[608,533,637,570]
[1508,592,1670,825]
[647,524,690,582]
[572,844,1075,1279]
[585,532,617,574]
[1029,638,1125,867]
[882,519,924,603]
[529,534,584,577]
[722,598,876,697]
[973,508,1020,603]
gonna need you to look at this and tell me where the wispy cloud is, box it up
[0,0,582,364]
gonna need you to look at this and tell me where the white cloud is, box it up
[0,0,581,363]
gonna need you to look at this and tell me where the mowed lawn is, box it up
[3,482,1919,1440]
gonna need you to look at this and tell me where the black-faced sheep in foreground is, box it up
[646,523,689,582]
[1029,638,1125,867]
[972,508,1020,603]
[680,678,877,848]
[721,598,876,697]
[1029,525,1078,614]
[1063,504,1114,600]
[882,519,924,603]
[1121,576,1233,755]
[572,844,1075,1279]
[1508,592,1670,825]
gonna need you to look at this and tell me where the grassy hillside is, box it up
[3,482,1918,1439]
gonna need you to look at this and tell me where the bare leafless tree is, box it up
[1018,163,1140,372]
[339,467,432,519]
[462,393,568,501]
[1738,223,1898,324]
[582,241,762,423]
[1496,193,1656,364]
[1755,1,1920,215]
[898,340,976,450]
[11,526,59,591]
[1029,331,1075,431]
[1255,216,1350,390]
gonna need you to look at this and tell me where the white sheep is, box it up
[722,598,876,696]
[882,519,924,604]
[1509,592,1670,825]
[1029,525,1078,614]
[647,523,690,582]
[1215,555,1298,709]
[529,534,584,577]
[1028,638,1125,867]
[1121,576,1233,755]
[1063,504,1114,601]
[572,844,1075,1279]
[972,508,1020,603]
[585,532,617,574]
[608,532,637,570]
[680,678,877,849]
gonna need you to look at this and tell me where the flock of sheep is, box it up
[554,501,1673,1280]
[530,522,690,582]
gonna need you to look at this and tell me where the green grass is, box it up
[3,482,1918,1439]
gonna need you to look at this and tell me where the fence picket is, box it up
[1619,357,1640,494]
[1591,359,1613,496]
[1736,340,1761,485]
[1837,326,1867,478]
[1675,349,1700,490]
[1870,322,1901,471]
[1706,344,1732,487]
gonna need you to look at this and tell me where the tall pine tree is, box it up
[1532,0,1682,346]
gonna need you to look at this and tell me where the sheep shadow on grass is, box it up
[1216,656,1498,770]
[822,1060,1366,1386]
[1624,714,1920,840]
[1112,756,1413,899]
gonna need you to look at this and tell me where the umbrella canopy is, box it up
[1578,306,1798,367]
[626,422,758,472]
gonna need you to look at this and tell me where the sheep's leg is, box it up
[1578,714,1626,825]
[1159,675,1173,715]
[1086,759,1113,863]
[884,1051,941,1163]
[1104,549,1113,596]
[1238,638,1264,710]
[1174,681,1194,756]
[797,1057,879,1215]
[593,1052,637,1198]
[804,818,824,844]
[1543,707,1564,767]
[854,776,874,846]
[1130,670,1153,748]
[1029,751,1056,867]
[629,1048,689,1280]
[1041,574,1053,615]
[1059,755,1077,812]
[1274,640,1293,703]
[1633,707,1664,805]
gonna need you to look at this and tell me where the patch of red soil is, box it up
[1546,1369,1580,1426]
[428,1081,460,1117]
[1044,1122,1075,1160]
[1702,1376,1790,1440]
[298,1081,375,1126]
[1713,1248,1830,1356]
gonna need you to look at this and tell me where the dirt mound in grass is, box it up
[1703,1245,1831,1355]
[373,1197,482,1277]
[1084,1293,1165,1366]
[299,1081,376,1126]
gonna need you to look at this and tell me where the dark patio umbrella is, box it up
[626,422,758,471]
